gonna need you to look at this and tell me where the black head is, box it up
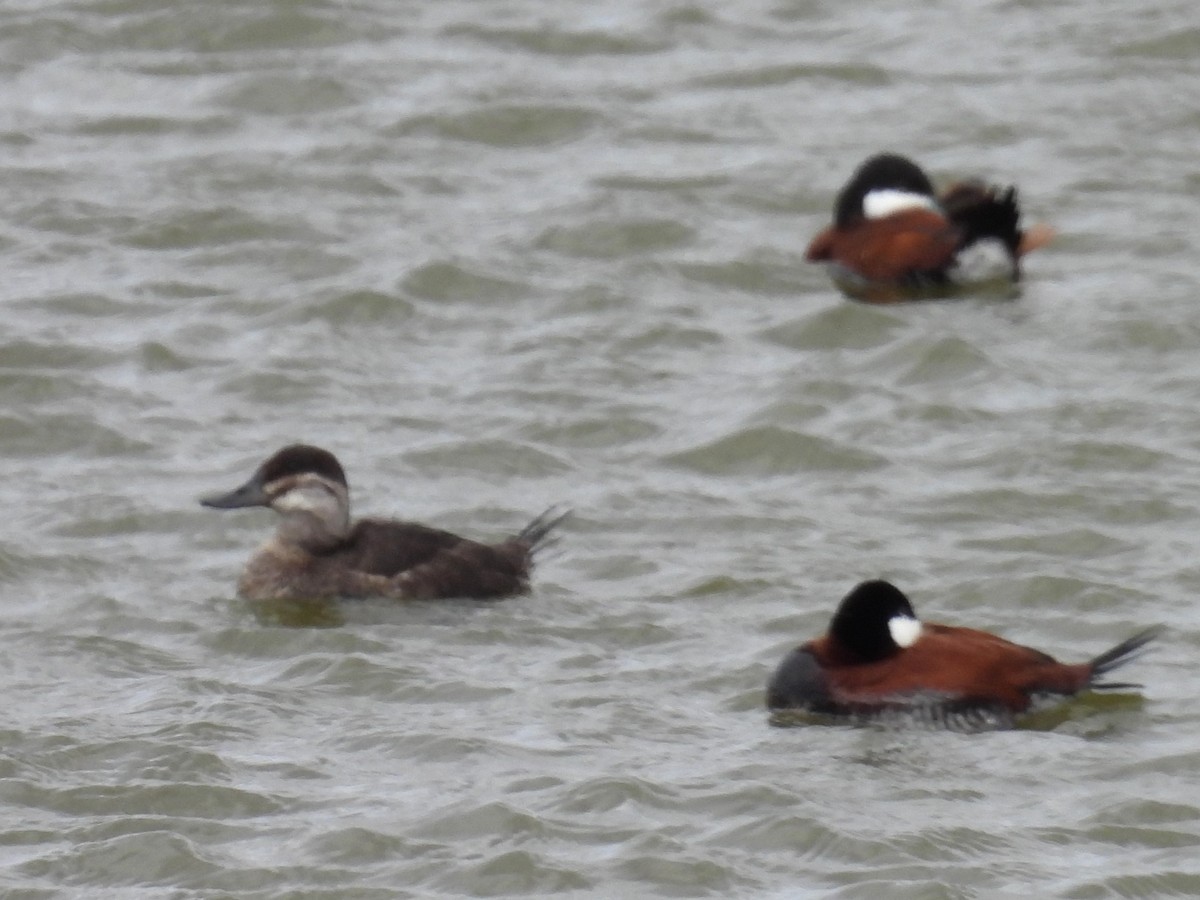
[200,444,348,510]
[828,579,921,663]
[834,153,936,228]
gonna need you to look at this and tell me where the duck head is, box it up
[829,579,923,663]
[833,153,939,228]
[202,444,352,551]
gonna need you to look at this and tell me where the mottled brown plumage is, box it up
[202,444,567,602]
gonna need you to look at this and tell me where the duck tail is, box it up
[941,181,1023,258]
[1088,626,1164,690]
[515,506,572,555]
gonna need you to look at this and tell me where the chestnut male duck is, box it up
[805,152,1055,301]
[767,580,1161,727]
[201,444,568,602]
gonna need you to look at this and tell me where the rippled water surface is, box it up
[3,0,1200,896]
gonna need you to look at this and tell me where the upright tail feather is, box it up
[515,506,572,555]
[1088,626,1164,690]
[941,181,1023,258]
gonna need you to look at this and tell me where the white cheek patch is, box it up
[862,189,939,219]
[888,615,923,649]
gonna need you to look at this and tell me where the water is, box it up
[2,0,1199,896]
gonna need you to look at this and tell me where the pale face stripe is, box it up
[270,477,341,516]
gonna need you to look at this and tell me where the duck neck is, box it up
[274,482,352,552]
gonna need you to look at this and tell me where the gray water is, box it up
[3,0,1200,896]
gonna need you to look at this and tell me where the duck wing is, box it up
[324,519,465,576]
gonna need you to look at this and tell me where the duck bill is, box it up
[200,477,268,510]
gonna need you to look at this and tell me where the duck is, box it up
[767,579,1161,726]
[804,153,1055,301]
[201,443,568,602]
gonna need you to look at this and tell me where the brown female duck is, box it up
[202,444,567,602]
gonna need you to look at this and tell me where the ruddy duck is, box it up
[805,153,1055,300]
[767,580,1160,725]
[201,444,568,602]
